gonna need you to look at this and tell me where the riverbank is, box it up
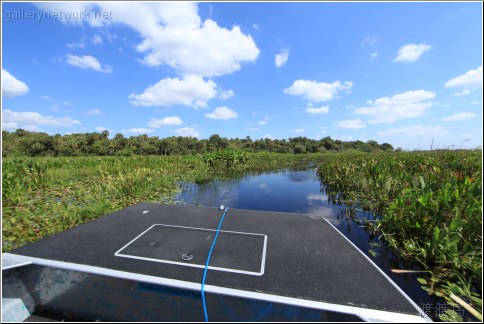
[2,153,323,252]
[317,150,482,321]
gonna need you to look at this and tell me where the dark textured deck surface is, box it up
[11,203,420,315]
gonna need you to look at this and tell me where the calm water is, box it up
[176,163,442,319]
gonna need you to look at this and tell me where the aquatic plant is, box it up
[317,150,482,321]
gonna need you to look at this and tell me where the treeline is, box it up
[1,129,396,157]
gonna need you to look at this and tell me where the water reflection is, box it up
[176,164,436,319]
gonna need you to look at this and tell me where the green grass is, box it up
[317,150,482,321]
[2,152,322,252]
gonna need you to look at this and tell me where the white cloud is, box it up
[454,89,471,96]
[41,95,52,100]
[205,107,238,120]
[2,69,29,98]
[85,109,102,116]
[35,3,96,26]
[126,128,154,134]
[133,11,260,77]
[47,2,259,77]
[175,127,200,138]
[37,2,258,111]
[38,2,260,73]
[377,125,448,137]
[354,90,435,124]
[263,134,273,139]
[441,112,477,122]
[394,43,431,63]
[2,110,81,127]
[148,116,183,128]
[218,89,235,100]
[92,35,103,45]
[305,106,329,114]
[335,119,366,129]
[275,48,289,68]
[66,40,86,49]
[252,24,259,30]
[96,127,109,132]
[129,75,217,108]
[361,36,378,47]
[66,54,112,73]
[293,128,305,133]
[444,66,482,96]
[370,51,379,60]
[256,115,271,125]
[2,121,18,129]
[22,125,42,132]
[284,79,353,102]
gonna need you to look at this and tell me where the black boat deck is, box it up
[6,203,427,321]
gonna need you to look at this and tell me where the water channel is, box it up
[175,162,442,320]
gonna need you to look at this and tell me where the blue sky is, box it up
[2,1,482,150]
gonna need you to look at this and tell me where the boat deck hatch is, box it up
[115,224,267,276]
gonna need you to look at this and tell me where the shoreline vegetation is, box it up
[2,130,482,321]
[2,152,322,253]
[2,129,397,157]
[317,150,482,321]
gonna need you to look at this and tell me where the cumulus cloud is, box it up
[377,125,448,137]
[444,66,482,96]
[305,106,329,114]
[205,107,238,120]
[2,110,81,127]
[2,69,29,98]
[66,54,112,73]
[218,89,235,100]
[37,3,257,109]
[148,116,183,128]
[275,48,289,68]
[129,75,217,108]
[441,112,477,122]
[137,18,259,77]
[175,127,200,138]
[284,79,353,102]
[38,3,259,77]
[394,43,431,63]
[293,129,305,133]
[335,119,366,129]
[354,90,435,124]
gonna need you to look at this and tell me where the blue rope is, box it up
[201,207,229,322]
